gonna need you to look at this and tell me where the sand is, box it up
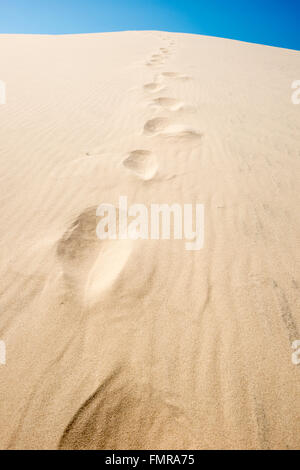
[0,31,299,450]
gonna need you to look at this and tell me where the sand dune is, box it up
[0,30,299,450]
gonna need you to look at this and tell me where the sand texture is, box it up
[0,31,299,449]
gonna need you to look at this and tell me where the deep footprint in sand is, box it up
[144,117,202,139]
[122,150,158,180]
[57,207,132,306]
[152,97,183,111]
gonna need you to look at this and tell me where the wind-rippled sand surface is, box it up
[0,31,299,449]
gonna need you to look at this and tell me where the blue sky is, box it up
[0,0,299,50]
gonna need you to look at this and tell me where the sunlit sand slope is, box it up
[0,31,299,449]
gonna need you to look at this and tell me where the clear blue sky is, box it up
[0,0,299,50]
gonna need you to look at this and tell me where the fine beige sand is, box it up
[0,31,300,450]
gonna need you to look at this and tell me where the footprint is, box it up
[122,150,158,181]
[57,207,132,306]
[148,55,164,66]
[149,60,163,66]
[162,72,178,78]
[177,75,191,82]
[144,117,202,140]
[144,118,169,135]
[144,83,164,93]
[152,97,183,111]
[162,72,190,81]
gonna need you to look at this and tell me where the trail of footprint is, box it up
[122,150,158,181]
[147,54,165,67]
[57,207,132,307]
[144,118,202,140]
[146,43,172,67]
